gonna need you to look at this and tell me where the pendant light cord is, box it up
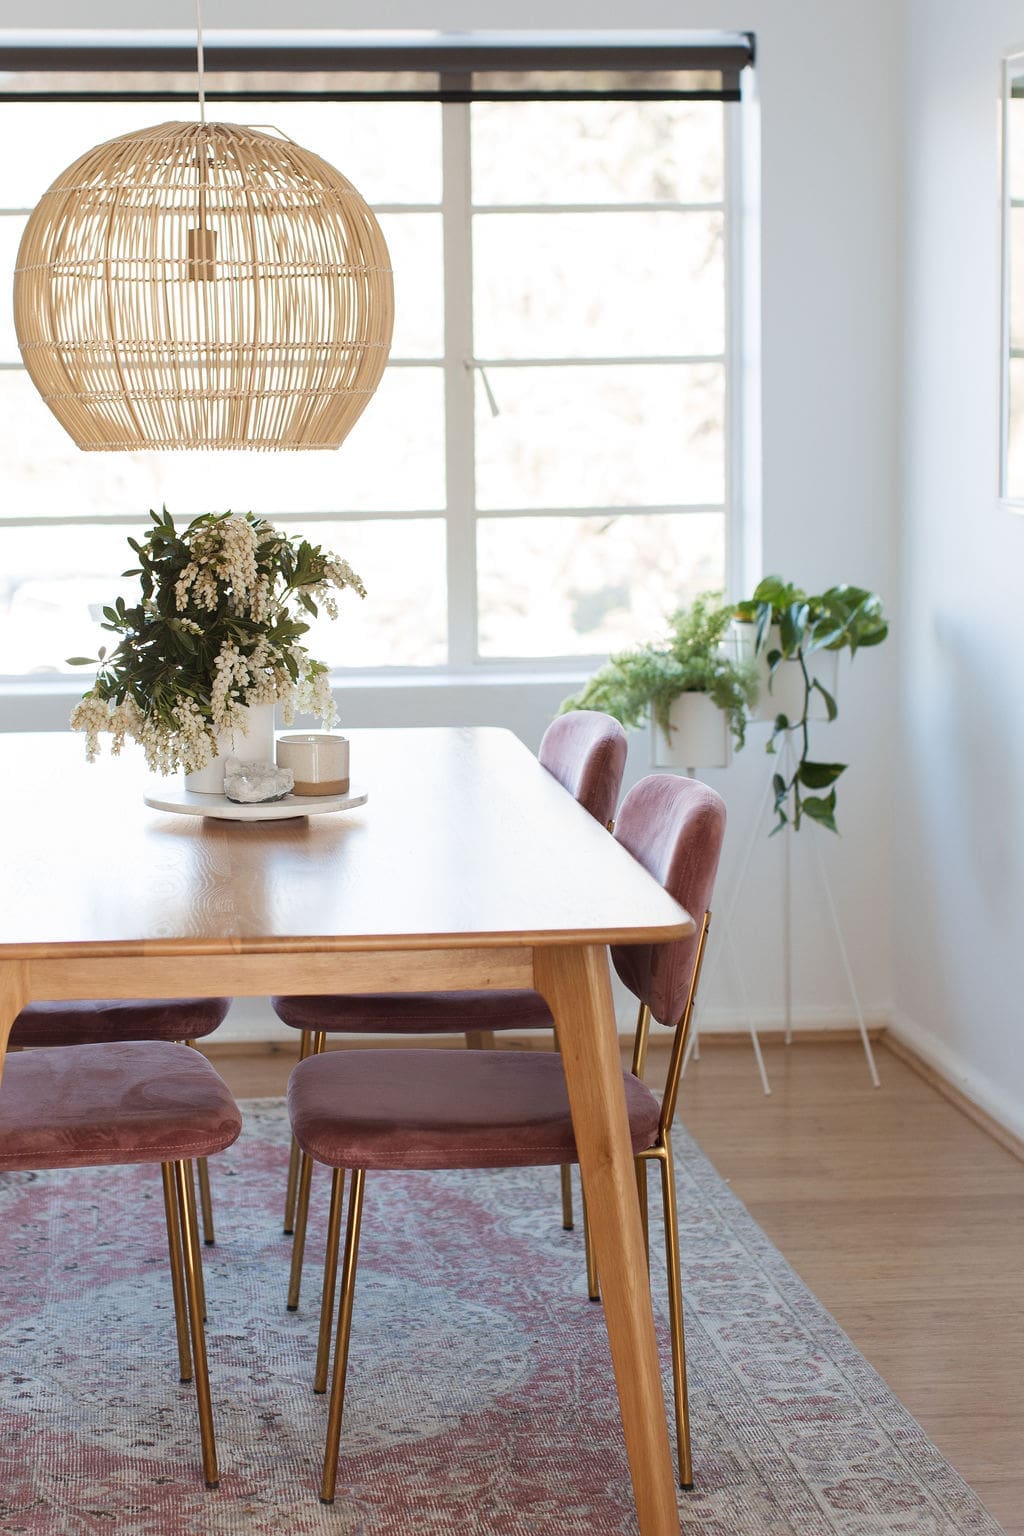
[195,0,207,125]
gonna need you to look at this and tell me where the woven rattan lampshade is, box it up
[13,121,394,450]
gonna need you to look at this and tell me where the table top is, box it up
[0,727,692,959]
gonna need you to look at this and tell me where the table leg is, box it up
[534,944,681,1536]
[0,960,28,1086]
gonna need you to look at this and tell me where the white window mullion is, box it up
[441,88,478,668]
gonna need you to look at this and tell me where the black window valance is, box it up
[0,31,755,103]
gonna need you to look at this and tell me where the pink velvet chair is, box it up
[9,996,231,1244]
[287,774,726,1502]
[272,710,628,1306]
[0,1038,242,1488]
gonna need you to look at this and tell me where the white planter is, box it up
[651,693,731,770]
[184,702,277,794]
[726,621,839,725]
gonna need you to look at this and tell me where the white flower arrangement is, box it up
[69,508,365,775]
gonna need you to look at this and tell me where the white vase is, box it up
[184,702,277,795]
[651,693,731,770]
[726,620,839,724]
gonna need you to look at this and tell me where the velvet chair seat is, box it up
[288,1047,661,1172]
[10,996,231,1048]
[271,989,554,1036]
[0,1041,243,1171]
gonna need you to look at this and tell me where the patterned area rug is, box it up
[0,1100,1006,1536]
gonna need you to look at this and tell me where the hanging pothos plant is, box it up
[733,576,888,834]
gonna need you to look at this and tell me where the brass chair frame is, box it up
[159,1157,221,1487]
[308,909,713,1502]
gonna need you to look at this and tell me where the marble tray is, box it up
[143,783,368,821]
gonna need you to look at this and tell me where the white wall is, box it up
[893,2,1024,1137]
[0,3,906,1057]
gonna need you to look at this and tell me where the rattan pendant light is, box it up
[12,16,394,450]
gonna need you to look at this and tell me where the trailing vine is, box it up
[734,577,888,833]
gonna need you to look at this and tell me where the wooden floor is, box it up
[215,1037,1023,1534]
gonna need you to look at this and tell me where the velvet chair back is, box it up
[538,711,627,828]
[610,775,727,1026]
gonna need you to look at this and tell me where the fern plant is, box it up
[560,593,758,750]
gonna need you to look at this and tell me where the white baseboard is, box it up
[888,1006,1024,1146]
[694,1003,890,1035]
[217,994,891,1044]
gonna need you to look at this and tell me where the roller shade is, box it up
[0,32,755,103]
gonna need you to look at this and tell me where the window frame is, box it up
[0,34,756,687]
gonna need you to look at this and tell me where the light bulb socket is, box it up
[187,225,217,280]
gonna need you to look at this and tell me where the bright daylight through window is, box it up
[0,38,747,680]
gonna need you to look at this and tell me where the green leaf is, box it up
[812,678,838,721]
[802,790,839,833]
[751,575,795,608]
[66,656,97,666]
[773,713,790,732]
[798,760,846,789]
[778,601,809,655]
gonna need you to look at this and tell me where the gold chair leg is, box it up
[581,1189,600,1302]
[284,1029,316,1234]
[173,1159,220,1489]
[315,1168,346,1393]
[161,1162,192,1383]
[196,1158,215,1246]
[560,1163,574,1230]
[183,1160,207,1324]
[636,1156,650,1269]
[185,1043,216,1246]
[658,1143,693,1489]
[283,1139,302,1235]
[287,1151,314,1311]
[286,1032,327,1296]
[321,1166,366,1505]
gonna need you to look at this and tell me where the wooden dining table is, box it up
[0,725,693,1536]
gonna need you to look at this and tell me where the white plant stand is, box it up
[682,728,881,1092]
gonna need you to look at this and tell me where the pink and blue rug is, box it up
[0,1100,1006,1535]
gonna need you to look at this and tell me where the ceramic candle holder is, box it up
[276,733,350,796]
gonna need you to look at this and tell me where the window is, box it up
[0,35,753,680]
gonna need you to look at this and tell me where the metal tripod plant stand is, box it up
[680,728,881,1092]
